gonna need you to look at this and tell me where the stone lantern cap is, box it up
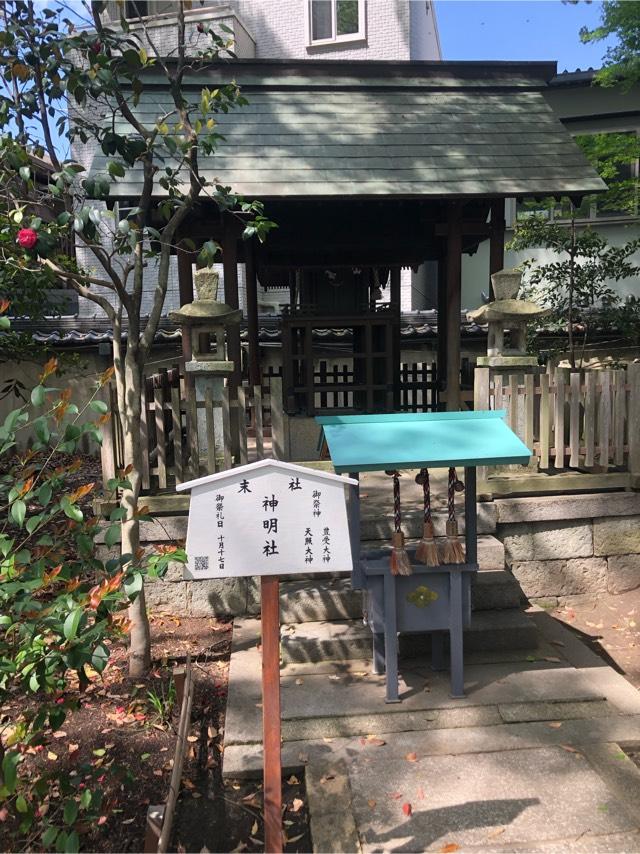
[467,268,551,324]
[168,301,242,326]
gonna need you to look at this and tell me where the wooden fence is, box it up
[474,364,640,492]
[100,367,268,494]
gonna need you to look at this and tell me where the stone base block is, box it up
[188,576,248,617]
[607,554,640,594]
[501,520,593,563]
[594,516,640,557]
[510,557,607,598]
[144,579,188,612]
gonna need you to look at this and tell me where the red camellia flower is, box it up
[17,228,38,250]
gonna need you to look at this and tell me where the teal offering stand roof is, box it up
[316,410,531,473]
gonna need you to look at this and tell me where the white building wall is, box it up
[234,0,412,61]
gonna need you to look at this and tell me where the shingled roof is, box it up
[92,59,605,200]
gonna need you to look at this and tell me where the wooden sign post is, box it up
[177,460,357,853]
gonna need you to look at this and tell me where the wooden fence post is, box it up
[270,377,286,460]
[628,363,640,484]
[99,384,117,490]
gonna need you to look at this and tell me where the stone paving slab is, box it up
[223,714,640,777]
[348,746,638,852]
[225,620,611,749]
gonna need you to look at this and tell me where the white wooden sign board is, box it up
[177,459,357,579]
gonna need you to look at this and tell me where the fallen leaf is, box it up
[416,786,426,800]
[191,792,202,799]
[97,816,107,826]
[440,845,460,853]
[405,752,418,762]
[251,820,259,836]
[547,722,563,729]
[319,773,335,783]
[187,735,198,743]
[292,798,304,813]
[487,828,505,839]
[153,769,164,777]
[295,678,304,685]
[68,743,79,753]
[47,751,58,761]
[0,808,8,822]
[402,802,412,817]
[550,640,565,647]
[286,834,304,845]
[365,735,386,746]
[389,792,403,800]
[543,656,562,663]
[560,745,582,755]
[52,730,67,739]
[368,799,377,809]
[208,726,218,739]
[287,775,300,785]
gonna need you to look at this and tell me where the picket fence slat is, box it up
[614,369,625,467]
[222,386,233,471]
[508,374,518,432]
[170,384,183,484]
[154,386,167,489]
[569,372,581,469]
[599,370,611,468]
[554,371,565,470]
[539,373,550,470]
[187,391,200,480]
[524,373,534,452]
[584,371,596,468]
[237,386,249,466]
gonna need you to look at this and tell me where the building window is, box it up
[124,0,173,20]
[307,0,365,46]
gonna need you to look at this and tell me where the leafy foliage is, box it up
[579,0,640,90]
[0,302,185,849]
[509,219,639,368]
[0,0,276,677]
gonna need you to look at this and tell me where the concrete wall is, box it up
[495,493,640,607]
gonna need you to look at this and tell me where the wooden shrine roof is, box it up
[92,59,605,200]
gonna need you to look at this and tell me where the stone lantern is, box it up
[468,269,550,369]
[169,269,241,462]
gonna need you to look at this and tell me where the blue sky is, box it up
[435,1,612,72]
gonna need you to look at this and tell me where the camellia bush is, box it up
[0,301,184,851]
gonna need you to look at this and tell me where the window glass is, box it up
[311,0,332,41]
[336,0,359,35]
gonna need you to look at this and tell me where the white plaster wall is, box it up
[461,221,640,313]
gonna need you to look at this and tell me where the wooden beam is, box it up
[245,240,261,389]
[489,198,506,298]
[446,203,463,411]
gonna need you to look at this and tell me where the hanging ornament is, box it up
[443,467,465,564]
[386,470,412,576]
[415,468,439,566]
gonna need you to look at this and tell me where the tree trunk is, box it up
[117,348,151,678]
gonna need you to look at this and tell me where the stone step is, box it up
[280,566,521,623]
[280,610,538,665]
[280,577,363,623]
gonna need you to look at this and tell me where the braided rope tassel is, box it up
[387,470,412,576]
[415,468,439,566]
[443,466,465,564]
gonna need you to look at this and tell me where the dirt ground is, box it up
[0,615,310,854]
[550,588,640,690]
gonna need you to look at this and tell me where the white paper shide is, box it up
[177,460,356,579]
